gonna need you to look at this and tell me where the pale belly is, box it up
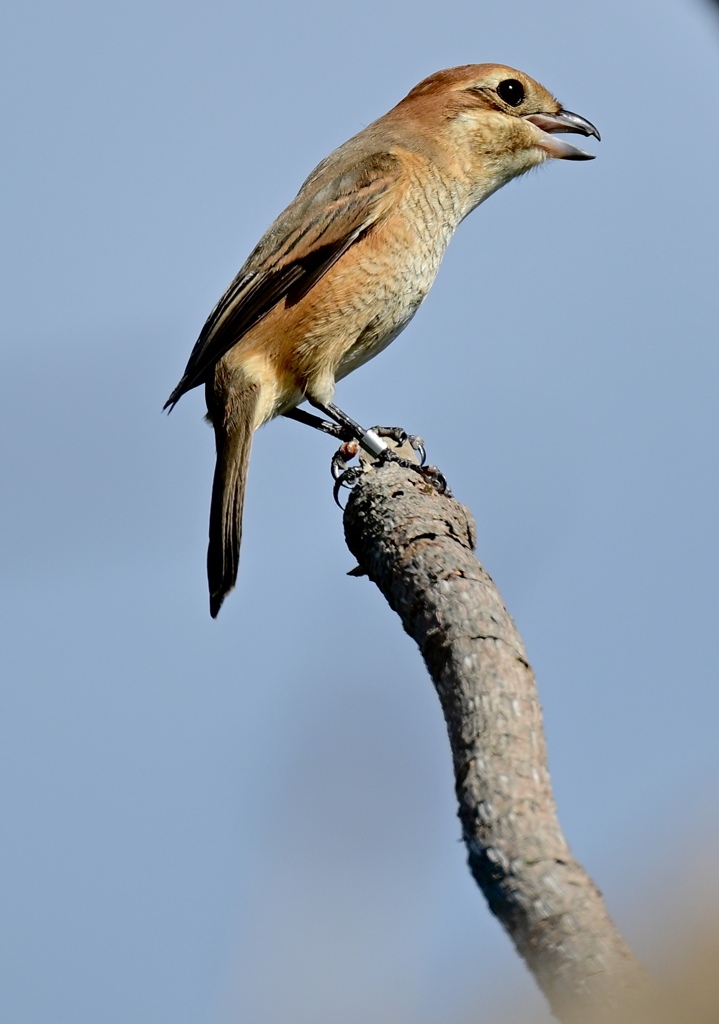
[264,280,431,423]
[335,292,425,381]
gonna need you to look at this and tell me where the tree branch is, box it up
[341,456,646,1022]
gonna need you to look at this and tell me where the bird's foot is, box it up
[331,429,449,506]
[376,446,450,496]
[416,462,450,495]
[331,440,365,507]
[368,426,447,494]
[369,426,426,466]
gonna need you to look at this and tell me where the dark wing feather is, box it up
[164,152,401,409]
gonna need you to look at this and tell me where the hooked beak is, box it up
[524,109,601,161]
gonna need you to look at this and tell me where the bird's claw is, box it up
[408,434,426,466]
[376,447,448,495]
[332,465,365,508]
[331,440,365,507]
[372,425,407,445]
[331,430,447,508]
[370,426,426,466]
[419,464,450,495]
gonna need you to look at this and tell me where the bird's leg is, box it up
[293,401,422,464]
[310,401,415,502]
[283,406,413,459]
[297,399,448,499]
[282,406,351,441]
[308,401,392,459]
[282,403,379,500]
[312,404,430,476]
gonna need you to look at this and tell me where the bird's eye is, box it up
[497,79,525,107]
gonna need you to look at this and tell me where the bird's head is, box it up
[394,64,600,204]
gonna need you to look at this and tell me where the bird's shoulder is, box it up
[164,143,406,407]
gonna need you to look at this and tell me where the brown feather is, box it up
[206,370,260,617]
[165,64,599,614]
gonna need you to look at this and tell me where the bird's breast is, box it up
[242,161,466,416]
[334,167,464,379]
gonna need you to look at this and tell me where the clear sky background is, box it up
[2,1,718,1022]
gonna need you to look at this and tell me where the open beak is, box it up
[524,109,601,161]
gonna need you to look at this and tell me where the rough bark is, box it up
[341,455,647,1022]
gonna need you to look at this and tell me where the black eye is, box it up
[497,79,525,107]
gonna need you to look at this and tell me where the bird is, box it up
[165,64,600,617]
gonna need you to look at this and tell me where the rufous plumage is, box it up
[166,64,599,616]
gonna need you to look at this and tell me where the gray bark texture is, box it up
[341,454,647,1023]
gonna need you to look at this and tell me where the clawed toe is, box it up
[330,425,447,506]
[370,426,426,466]
[408,434,426,466]
[419,464,450,495]
[376,448,450,496]
[331,440,366,506]
[332,465,365,507]
[371,425,407,446]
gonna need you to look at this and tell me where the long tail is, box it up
[206,375,260,618]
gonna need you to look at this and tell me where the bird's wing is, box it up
[165,151,402,409]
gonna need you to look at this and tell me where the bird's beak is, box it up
[524,109,601,161]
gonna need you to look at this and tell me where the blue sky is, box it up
[2,1,718,1021]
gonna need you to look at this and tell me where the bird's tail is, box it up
[206,374,260,618]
